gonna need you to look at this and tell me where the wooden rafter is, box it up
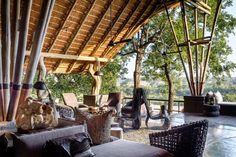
[101,0,152,58]
[89,0,130,56]
[163,0,193,95]
[180,0,196,95]
[52,0,96,71]
[103,0,155,57]
[185,0,211,15]
[77,0,131,73]
[66,0,114,73]
[199,0,208,94]
[200,0,222,94]
[46,0,77,53]
[26,51,113,62]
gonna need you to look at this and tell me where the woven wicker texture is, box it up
[149,119,209,157]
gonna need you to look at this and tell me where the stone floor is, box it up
[123,113,236,157]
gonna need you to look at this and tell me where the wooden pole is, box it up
[37,56,47,99]
[19,0,55,104]
[7,0,33,121]
[0,38,4,121]
[180,0,196,95]
[200,0,208,94]
[164,1,193,95]
[10,0,21,86]
[194,8,199,95]
[1,0,11,120]
[200,0,222,94]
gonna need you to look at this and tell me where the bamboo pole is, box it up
[163,1,193,95]
[199,0,208,94]
[10,0,21,86]
[0,39,4,121]
[194,8,199,95]
[1,0,11,120]
[19,0,55,104]
[200,0,222,94]
[180,0,196,95]
[7,0,33,121]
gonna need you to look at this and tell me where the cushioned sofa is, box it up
[3,119,173,157]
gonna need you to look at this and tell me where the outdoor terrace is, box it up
[123,112,236,157]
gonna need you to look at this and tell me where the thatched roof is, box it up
[3,0,180,74]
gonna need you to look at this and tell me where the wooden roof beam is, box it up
[52,0,96,71]
[46,0,77,53]
[26,51,113,62]
[178,39,210,47]
[185,0,211,15]
[102,0,155,57]
[77,0,131,72]
[66,0,114,73]
[89,0,130,56]
[100,0,147,58]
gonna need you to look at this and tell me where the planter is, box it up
[184,96,205,113]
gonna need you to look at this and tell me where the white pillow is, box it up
[214,91,223,104]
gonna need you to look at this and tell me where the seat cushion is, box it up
[91,139,173,157]
[13,124,86,157]
[75,109,113,145]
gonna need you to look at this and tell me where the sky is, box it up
[124,1,236,78]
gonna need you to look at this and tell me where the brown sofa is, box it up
[3,119,173,157]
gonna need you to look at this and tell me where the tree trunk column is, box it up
[164,63,174,113]
[88,64,102,95]
[134,50,144,89]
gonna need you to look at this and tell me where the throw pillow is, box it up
[42,133,94,157]
[74,109,113,145]
[70,138,95,157]
[214,91,223,104]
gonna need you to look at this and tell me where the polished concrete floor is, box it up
[123,113,236,157]
[170,113,236,157]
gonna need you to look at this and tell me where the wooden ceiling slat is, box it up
[2,0,180,74]
[104,0,159,58]
[51,0,97,71]
[100,0,147,57]
[66,0,115,73]
[46,0,77,53]
[77,0,131,72]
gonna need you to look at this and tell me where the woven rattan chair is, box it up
[149,119,209,157]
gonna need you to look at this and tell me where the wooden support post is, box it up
[199,0,208,94]
[0,40,4,121]
[19,0,55,104]
[194,8,199,95]
[180,0,196,95]
[10,0,21,85]
[37,57,47,99]
[1,0,11,120]
[164,1,193,95]
[7,0,33,121]
[88,64,102,95]
[201,0,222,94]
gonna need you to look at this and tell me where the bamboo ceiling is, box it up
[1,0,180,74]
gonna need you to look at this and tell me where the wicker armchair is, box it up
[149,120,209,157]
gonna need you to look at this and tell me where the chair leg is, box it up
[132,116,141,129]
[145,116,149,128]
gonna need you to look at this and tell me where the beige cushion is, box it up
[75,109,113,145]
[214,91,223,104]
[91,139,173,157]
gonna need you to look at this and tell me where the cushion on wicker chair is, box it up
[74,109,113,145]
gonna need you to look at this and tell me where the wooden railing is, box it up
[122,97,184,112]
